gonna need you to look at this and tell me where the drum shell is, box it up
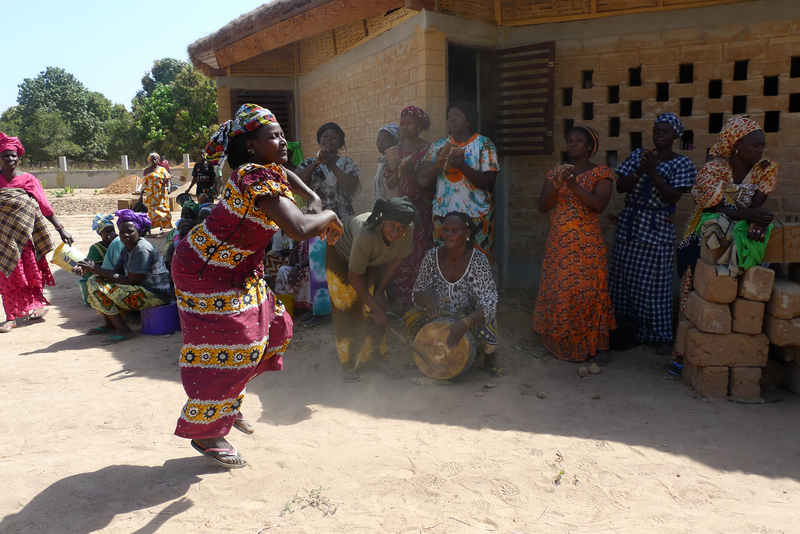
[413,317,476,380]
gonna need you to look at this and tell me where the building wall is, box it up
[298,28,449,214]
[503,7,800,285]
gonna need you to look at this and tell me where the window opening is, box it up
[608,86,620,104]
[629,67,642,87]
[680,98,693,117]
[789,94,800,113]
[630,101,642,119]
[764,76,779,96]
[582,71,593,89]
[732,95,747,114]
[630,132,643,151]
[709,113,724,134]
[609,117,620,137]
[764,111,780,132]
[709,79,723,99]
[563,88,573,106]
[583,102,594,121]
[656,83,669,102]
[733,60,749,81]
[681,130,694,151]
[679,64,694,84]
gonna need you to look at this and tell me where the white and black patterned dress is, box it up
[296,156,361,219]
[405,247,499,353]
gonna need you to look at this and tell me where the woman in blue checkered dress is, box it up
[609,114,697,355]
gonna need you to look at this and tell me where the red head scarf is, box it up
[400,106,431,131]
[0,133,25,157]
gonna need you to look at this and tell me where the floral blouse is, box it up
[296,156,361,218]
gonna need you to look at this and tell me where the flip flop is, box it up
[100,330,140,345]
[28,308,49,320]
[303,315,326,328]
[668,362,683,377]
[486,367,505,378]
[0,320,17,333]
[191,440,247,469]
[233,416,255,435]
[86,326,115,336]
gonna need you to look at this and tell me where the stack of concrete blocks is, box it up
[676,242,772,399]
[762,278,800,395]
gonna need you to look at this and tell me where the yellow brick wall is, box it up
[299,30,449,214]
[508,18,800,266]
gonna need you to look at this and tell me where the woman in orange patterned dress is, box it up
[532,126,616,364]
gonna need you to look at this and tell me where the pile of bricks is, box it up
[763,277,800,396]
[676,249,773,399]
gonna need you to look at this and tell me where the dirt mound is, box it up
[101,175,140,195]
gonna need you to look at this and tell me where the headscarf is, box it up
[380,123,402,144]
[401,106,431,131]
[148,152,160,163]
[115,209,152,234]
[567,125,600,158]
[709,114,762,159]
[316,122,346,148]
[205,104,278,165]
[92,214,115,235]
[654,112,684,138]
[365,197,418,230]
[0,132,25,156]
[443,211,478,245]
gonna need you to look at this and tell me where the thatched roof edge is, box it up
[188,0,330,66]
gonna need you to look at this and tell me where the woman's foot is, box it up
[191,438,247,469]
[303,315,328,328]
[297,309,314,322]
[233,414,255,434]
[28,308,48,320]
[100,329,140,345]
[342,369,360,382]
[0,320,17,333]
[86,325,116,336]
[593,350,611,366]
[484,353,504,378]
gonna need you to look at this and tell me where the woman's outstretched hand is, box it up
[58,228,74,245]
[75,259,96,277]
[320,216,343,245]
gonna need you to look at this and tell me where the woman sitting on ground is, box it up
[405,211,501,376]
[82,214,117,278]
[77,210,172,345]
[274,239,313,320]
[677,114,777,312]
[532,126,616,364]
[326,197,417,381]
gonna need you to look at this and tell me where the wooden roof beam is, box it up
[215,0,405,69]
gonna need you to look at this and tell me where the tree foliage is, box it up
[2,60,217,164]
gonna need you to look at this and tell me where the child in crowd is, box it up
[82,214,117,278]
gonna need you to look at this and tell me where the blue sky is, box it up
[1,0,268,112]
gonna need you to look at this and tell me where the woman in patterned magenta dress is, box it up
[532,126,616,364]
[172,104,342,468]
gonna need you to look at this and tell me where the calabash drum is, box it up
[412,317,476,380]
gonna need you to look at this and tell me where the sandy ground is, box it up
[2,204,800,534]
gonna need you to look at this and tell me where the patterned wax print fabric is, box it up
[425,133,500,262]
[172,163,294,440]
[296,156,361,219]
[86,275,169,315]
[388,142,434,305]
[676,157,778,313]
[532,165,617,361]
[609,149,696,344]
[325,243,386,372]
[143,166,172,230]
[0,175,55,321]
[275,241,311,310]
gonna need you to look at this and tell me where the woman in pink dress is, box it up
[0,133,73,332]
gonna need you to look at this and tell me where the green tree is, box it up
[139,58,187,98]
[168,66,219,156]
[16,67,108,162]
[24,108,81,161]
[0,106,23,137]
[104,108,142,162]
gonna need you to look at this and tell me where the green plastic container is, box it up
[77,278,89,306]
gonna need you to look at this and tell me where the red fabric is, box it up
[0,173,54,216]
[0,133,25,157]
[0,241,53,320]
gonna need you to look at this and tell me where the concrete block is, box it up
[730,298,765,335]
[737,266,775,302]
[684,291,731,334]
[762,313,800,346]
[693,258,737,304]
[729,367,762,399]
[684,361,728,398]
[684,329,769,367]
[700,238,727,264]
[675,318,693,357]
[766,279,800,319]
